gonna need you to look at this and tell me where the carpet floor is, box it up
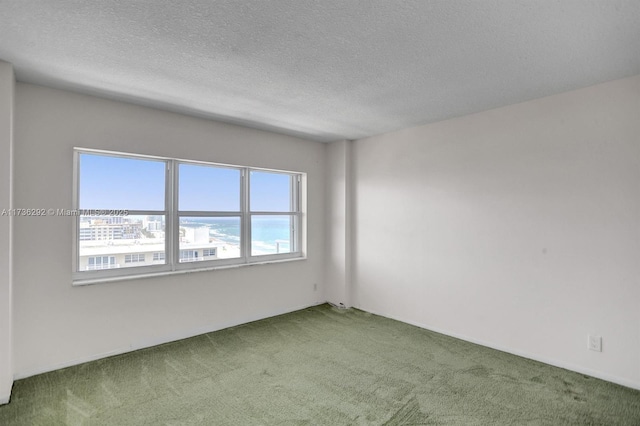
[1,304,639,425]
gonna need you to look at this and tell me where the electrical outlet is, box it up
[588,335,602,352]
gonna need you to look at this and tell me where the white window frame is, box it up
[174,161,244,271]
[73,148,305,285]
[247,170,301,263]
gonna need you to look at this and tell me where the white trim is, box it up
[72,149,306,284]
[11,300,638,393]
[71,150,80,276]
[73,147,304,180]
[13,300,323,381]
[359,306,640,391]
[169,159,178,270]
[241,168,249,263]
[73,256,306,286]
[345,140,354,308]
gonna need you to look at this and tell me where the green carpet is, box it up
[1,304,639,425]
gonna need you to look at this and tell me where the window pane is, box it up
[251,215,293,256]
[179,216,241,261]
[78,215,166,270]
[250,171,292,212]
[79,153,165,210]
[179,164,241,211]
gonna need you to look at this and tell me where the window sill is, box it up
[72,255,307,286]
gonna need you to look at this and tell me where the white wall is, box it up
[325,140,352,307]
[352,75,640,389]
[13,83,326,378]
[6,72,639,394]
[0,62,14,404]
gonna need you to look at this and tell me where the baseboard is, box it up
[14,301,325,381]
[20,301,634,393]
[358,306,640,391]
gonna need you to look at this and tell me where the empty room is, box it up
[1,1,639,424]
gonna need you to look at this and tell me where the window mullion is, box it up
[170,159,179,271]
[242,168,250,262]
[73,150,303,285]
[295,175,301,252]
[292,214,296,253]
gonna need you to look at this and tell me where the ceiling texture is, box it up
[0,0,639,142]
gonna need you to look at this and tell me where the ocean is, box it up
[180,216,292,255]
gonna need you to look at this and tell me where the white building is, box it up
[79,240,220,271]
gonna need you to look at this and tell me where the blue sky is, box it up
[79,153,293,211]
[249,171,292,211]
[79,154,165,210]
[179,163,240,211]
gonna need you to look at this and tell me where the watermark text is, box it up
[1,208,130,217]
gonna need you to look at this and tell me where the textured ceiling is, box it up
[1,1,639,142]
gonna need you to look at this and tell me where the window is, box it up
[76,153,166,278]
[249,171,298,257]
[203,248,216,257]
[73,149,304,283]
[86,256,116,271]
[124,254,146,263]
[179,250,199,262]
[178,163,241,263]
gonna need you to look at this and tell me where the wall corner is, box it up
[324,139,353,308]
[0,59,15,405]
